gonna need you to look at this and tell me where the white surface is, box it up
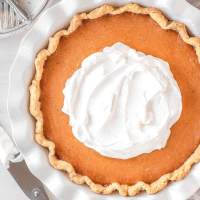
[6,0,200,200]
[63,42,182,159]
[0,163,28,200]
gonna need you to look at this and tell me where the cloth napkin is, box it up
[0,126,23,169]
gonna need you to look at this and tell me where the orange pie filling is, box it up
[39,12,200,185]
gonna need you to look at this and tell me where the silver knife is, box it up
[8,160,49,200]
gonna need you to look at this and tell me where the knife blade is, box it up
[8,160,49,200]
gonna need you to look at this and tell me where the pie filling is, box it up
[62,42,182,159]
[40,12,200,185]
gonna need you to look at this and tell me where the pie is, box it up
[30,4,200,196]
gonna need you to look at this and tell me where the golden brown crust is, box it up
[30,4,200,196]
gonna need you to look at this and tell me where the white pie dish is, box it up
[7,0,200,199]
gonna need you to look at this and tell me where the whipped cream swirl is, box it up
[62,42,182,159]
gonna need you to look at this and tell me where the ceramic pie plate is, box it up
[7,0,200,199]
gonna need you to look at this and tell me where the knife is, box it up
[8,160,49,200]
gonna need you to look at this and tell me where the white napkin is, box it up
[0,126,23,169]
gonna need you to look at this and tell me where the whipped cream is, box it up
[62,42,182,159]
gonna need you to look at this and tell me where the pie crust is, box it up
[30,4,200,196]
